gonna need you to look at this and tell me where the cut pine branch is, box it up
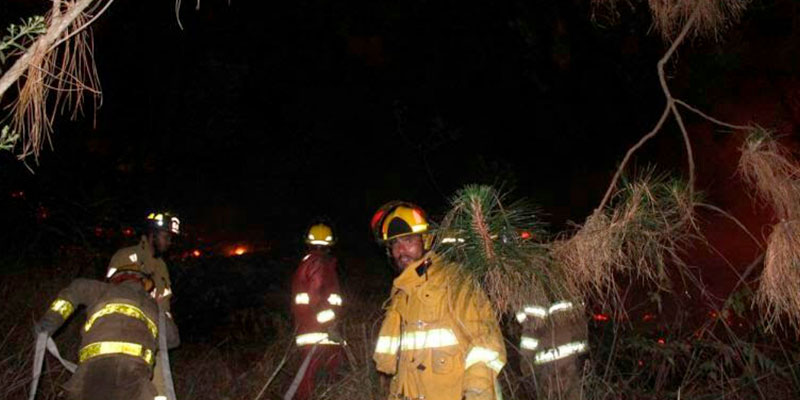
[435,185,571,315]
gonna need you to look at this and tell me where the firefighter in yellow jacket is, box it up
[109,212,180,307]
[370,202,506,400]
[107,211,181,398]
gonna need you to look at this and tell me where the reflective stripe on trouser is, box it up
[84,303,158,339]
[530,341,587,400]
[296,332,341,346]
[534,341,587,365]
[78,341,154,366]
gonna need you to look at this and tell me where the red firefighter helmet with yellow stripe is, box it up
[371,201,433,250]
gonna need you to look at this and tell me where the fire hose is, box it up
[30,306,176,400]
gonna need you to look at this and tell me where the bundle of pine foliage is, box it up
[434,184,576,316]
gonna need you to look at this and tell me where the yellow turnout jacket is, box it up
[374,253,506,400]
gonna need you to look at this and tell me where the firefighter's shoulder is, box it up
[301,251,335,265]
[108,244,143,269]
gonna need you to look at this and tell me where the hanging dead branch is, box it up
[595,1,753,216]
[553,173,697,309]
[592,0,751,40]
[0,0,107,162]
[739,129,800,332]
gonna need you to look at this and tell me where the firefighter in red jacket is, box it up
[290,222,344,399]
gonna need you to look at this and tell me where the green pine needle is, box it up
[434,184,575,315]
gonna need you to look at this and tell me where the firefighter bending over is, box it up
[35,264,179,400]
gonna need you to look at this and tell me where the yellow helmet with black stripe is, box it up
[371,202,433,250]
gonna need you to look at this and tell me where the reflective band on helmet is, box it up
[169,217,180,235]
[375,335,401,355]
[295,332,340,346]
[309,240,331,246]
[79,341,154,365]
[295,293,310,304]
[49,299,74,320]
[465,346,505,373]
[85,303,158,339]
[534,341,588,365]
[327,293,342,306]
[400,328,459,351]
[316,309,336,323]
[520,336,539,351]
[411,223,428,233]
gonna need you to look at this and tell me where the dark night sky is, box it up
[1,0,798,251]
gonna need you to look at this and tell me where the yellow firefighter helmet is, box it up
[306,223,334,246]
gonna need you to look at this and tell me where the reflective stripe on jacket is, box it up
[42,278,180,366]
[291,249,342,341]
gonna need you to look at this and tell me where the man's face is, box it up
[150,230,172,256]
[390,234,425,272]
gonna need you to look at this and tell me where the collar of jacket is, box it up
[306,247,331,259]
[393,252,443,294]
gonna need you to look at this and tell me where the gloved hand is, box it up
[34,317,59,337]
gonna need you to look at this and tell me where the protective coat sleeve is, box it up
[459,286,506,400]
[373,295,401,375]
[41,279,106,332]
